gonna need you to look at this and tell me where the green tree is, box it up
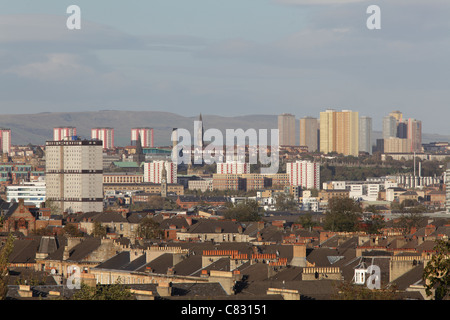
[92,221,107,238]
[0,233,14,300]
[365,214,385,235]
[296,212,317,230]
[72,280,134,300]
[137,217,163,239]
[395,212,423,235]
[423,240,450,300]
[323,197,362,232]
[274,193,298,212]
[63,224,83,237]
[224,200,261,222]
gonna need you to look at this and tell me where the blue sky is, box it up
[0,0,449,134]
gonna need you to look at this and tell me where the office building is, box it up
[278,113,296,146]
[7,181,46,207]
[382,116,397,140]
[143,161,177,184]
[299,117,319,152]
[397,121,408,139]
[131,128,154,148]
[320,109,359,156]
[91,127,114,149]
[407,118,422,153]
[53,127,77,141]
[384,137,411,153]
[286,160,320,190]
[359,116,372,154]
[0,128,11,154]
[45,140,103,213]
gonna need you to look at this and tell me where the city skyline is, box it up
[0,1,449,135]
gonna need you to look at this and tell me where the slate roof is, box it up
[45,237,102,262]
[191,257,231,276]
[185,220,243,234]
[237,262,272,282]
[37,236,59,255]
[138,253,173,274]
[7,268,57,286]
[236,279,340,300]
[172,255,203,276]
[159,216,191,230]
[92,212,128,223]
[170,282,228,298]
[390,265,425,292]
[9,239,40,264]
[267,266,303,281]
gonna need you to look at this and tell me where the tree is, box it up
[395,212,423,235]
[92,221,107,238]
[423,240,450,300]
[44,199,61,215]
[0,233,14,300]
[147,195,164,210]
[274,193,298,212]
[323,197,362,232]
[72,280,134,300]
[63,224,83,237]
[224,200,261,222]
[296,212,317,230]
[364,214,385,235]
[137,217,163,239]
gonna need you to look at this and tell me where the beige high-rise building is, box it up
[299,117,319,152]
[45,140,103,213]
[407,118,422,153]
[320,109,359,156]
[389,111,403,123]
[278,113,296,146]
[384,137,411,153]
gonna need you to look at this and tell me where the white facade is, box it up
[349,183,380,202]
[7,181,46,207]
[0,128,11,154]
[131,128,154,148]
[91,127,114,149]
[286,160,320,190]
[143,161,177,184]
[216,161,250,174]
[53,127,77,141]
[45,140,103,213]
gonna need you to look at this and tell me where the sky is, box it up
[0,0,449,134]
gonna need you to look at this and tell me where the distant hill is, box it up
[0,110,448,147]
[0,111,278,147]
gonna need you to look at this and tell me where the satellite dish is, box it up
[51,269,56,275]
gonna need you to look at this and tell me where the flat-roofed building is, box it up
[45,140,103,213]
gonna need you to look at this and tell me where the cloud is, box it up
[4,53,95,81]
